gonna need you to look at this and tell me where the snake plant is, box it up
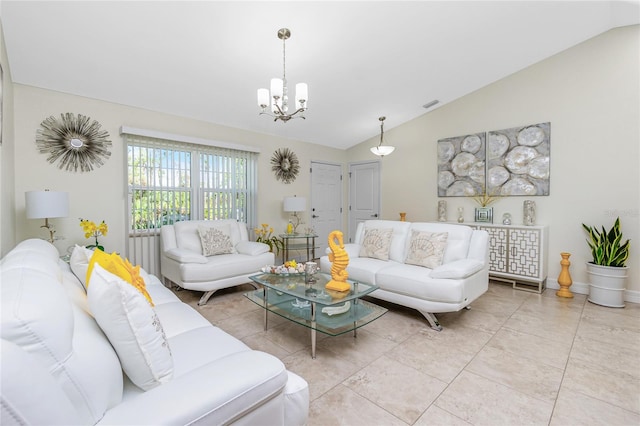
[582,217,630,267]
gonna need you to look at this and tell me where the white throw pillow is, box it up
[69,244,95,289]
[359,228,393,261]
[87,264,173,391]
[405,230,448,269]
[197,224,236,256]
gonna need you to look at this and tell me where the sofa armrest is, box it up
[99,351,289,425]
[164,248,207,264]
[430,259,484,279]
[236,241,270,256]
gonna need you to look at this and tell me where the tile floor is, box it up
[174,282,640,425]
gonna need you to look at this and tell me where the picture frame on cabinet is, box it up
[474,207,493,223]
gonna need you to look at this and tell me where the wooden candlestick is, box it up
[556,252,574,298]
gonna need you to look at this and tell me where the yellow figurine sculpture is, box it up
[326,230,351,293]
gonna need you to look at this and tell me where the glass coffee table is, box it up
[246,272,387,358]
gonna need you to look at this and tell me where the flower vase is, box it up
[86,237,104,251]
[556,252,573,298]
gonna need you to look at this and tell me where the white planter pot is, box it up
[586,263,628,308]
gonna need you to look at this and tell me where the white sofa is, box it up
[1,239,308,425]
[160,219,275,305]
[320,220,489,331]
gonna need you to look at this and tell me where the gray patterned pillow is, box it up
[359,228,393,261]
[405,230,448,269]
[197,225,235,256]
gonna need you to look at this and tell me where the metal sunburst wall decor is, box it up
[270,147,300,184]
[36,113,112,172]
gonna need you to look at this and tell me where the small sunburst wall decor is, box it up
[36,113,112,172]
[271,147,300,184]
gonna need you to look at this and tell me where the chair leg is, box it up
[419,311,443,332]
[198,290,216,306]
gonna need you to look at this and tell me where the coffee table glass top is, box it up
[247,272,387,337]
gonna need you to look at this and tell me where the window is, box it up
[122,129,258,274]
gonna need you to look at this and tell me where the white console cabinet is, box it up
[471,224,548,293]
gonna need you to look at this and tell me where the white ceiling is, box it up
[2,1,638,150]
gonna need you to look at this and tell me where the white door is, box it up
[310,162,342,257]
[348,161,380,243]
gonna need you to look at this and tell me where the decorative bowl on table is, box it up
[261,260,306,275]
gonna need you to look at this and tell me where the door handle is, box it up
[312,214,319,218]
[371,214,378,218]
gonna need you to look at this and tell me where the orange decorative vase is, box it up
[556,252,574,298]
[399,212,406,222]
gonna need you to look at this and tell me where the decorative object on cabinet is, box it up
[502,213,512,225]
[283,196,306,233]
[370,116,395,157]
[556,252,574,298]
[523,200,536,225]
[25,190,69,243]
[582,217,630,307]
[457,207,464,223]
[473,223,548,293]
[438,200,447,222]
[474,207,493,223]
[437,132,485,196]
[257,28,308,122]
[271,148,300,184]
[399,212,406,222]
[36,113,112,172]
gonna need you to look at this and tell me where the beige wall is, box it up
[12,85,345,256]
[0,20,16,256]
[348,25,640,298]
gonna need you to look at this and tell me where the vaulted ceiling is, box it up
[2,1,638,149]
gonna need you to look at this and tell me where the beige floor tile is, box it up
[435,370,554,425]
[550,387,640,426]
[344,355,447,424]
[282,347,363,401]
[386,334,475,383]
[317,328,398,368]
[417,323,494,355]
[240,332,292,359]
[580,304,640,333]
[563,357,640,414]
[576,315,640,352]
[437,306,509,333]
[570,335,640,379]
[308,384,406,426]
[414,405,472,426]
[358,299,433,343]
[467,346,564,402]
[503,310,580,343]
[263,320,330,354]
[467,291,526,317]
[214,309,270,339]
[487,327,572,369]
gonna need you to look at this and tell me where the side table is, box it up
[280,233,318,263]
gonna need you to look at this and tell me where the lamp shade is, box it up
[283,196,306,212]
[370,145,396,156]
[25,191,69,219]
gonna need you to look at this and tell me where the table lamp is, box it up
[25,190,69,243]
[283,196,306,234]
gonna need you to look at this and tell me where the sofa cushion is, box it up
[179,252,274,282]
[69,244,94,288]
[164,247,208,264]
[354,220,412,262]
[88,264,174,391]
[408,223,473,264]
[198,224,236,256]
[405,230,448,268]
[174,220,242,255]
[360,228,393,260]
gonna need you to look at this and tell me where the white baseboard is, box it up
[546,279,640,304]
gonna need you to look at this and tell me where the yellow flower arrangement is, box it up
[80,218,108,251]
[254,223,284,254]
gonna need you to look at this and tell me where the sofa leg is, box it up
[420,312,443,332]
[198,290,216,306]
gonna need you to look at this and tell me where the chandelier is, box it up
[257,28,308,122]
[370,116,395,157]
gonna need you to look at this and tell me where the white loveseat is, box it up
[160,219,275,305]
[320,220,489,330]
[1,239,308,425]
